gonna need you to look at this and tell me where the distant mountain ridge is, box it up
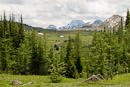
[47,25,57,30]
[100,15,123,28]
[59,20,86,30]
[47,20,103,30]
[23,14,124,31]
[46,20,103,30]
[93,20,102,24]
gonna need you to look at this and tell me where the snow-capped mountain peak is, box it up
[59,20,86,29]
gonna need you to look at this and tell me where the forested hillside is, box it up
[0,10,130,84]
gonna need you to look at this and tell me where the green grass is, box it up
[0,74,84,87]
[81,73,130,87]
[0,73,130,87]
[46,30,93,46]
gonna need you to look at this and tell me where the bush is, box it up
[50,72,63,83]
[49,57,66,83]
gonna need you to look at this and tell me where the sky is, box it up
[0,0,130,28]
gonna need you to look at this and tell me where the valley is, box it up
[0,0,130,86]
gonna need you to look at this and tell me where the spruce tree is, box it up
[65,35,79,78]
[74,32,83,74]
[49,55,65,83]
[125,9,130,29]
[29,30,48,75]
[74,31,85,77]
[0,13,12,73]
[18,15,25,44]
[37,37,47,75]
[29,30,39,74]
[43,30,47,57]
[47,46,54,74]
[15,38,31,74]
[118,17,124,44]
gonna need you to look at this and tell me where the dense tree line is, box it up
[0,13,83,78]
[0,10,130,82]
[83,10,130,79]
[0,13,48,75]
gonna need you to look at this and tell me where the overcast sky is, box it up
[0,0,129,28]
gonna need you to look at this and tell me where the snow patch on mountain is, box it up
[100,15,123,28]
[59,20,88,30]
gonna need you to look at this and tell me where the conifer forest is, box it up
[0,10,130,83]
[1,0,130,85]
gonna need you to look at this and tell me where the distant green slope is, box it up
[22,23,94,46]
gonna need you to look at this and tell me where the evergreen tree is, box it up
[18,15,25,44]
[125,9,130,29]
[43,30,47,57]
[60,46,65,62]
[65,35,79,78]
[74,32,83,74]
[29,31,47,75]
[47,46,54,74]
[37,37,47,75]
[0,13,12,73]
[15,38,31,74]
[49,55,65,83]
[9,14,19,48]
[118,17,124,44]
[90,30,118,79]
[91,30,101,75]
[0,15,3,38]
[29,31,39,74]
[123,26,130,73]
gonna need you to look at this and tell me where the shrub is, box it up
[49,57,66,83]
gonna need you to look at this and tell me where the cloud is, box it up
[0,0,129,28]
[0,0,24,5]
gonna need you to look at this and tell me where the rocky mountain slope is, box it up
[59,20,87,30]
[100,15,123,28]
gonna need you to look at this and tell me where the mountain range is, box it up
[46,14,123,30]
[47,20,102,30]
[59,20,88,30]
[23,14,123,31]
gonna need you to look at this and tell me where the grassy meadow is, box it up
[46,30,93,47]
[0,73,130,87]
[1,30,130,87]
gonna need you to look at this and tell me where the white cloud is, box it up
[0,0,129,28]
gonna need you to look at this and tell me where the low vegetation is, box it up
[0,73,130,87]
